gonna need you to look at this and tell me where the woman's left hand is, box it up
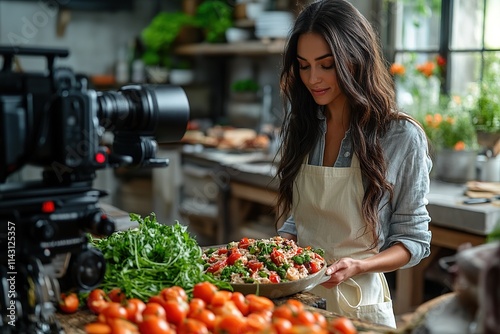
[322,257,363,288]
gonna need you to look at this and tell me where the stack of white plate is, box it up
[255,11,294,39]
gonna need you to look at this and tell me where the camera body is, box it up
[0,46,189,332]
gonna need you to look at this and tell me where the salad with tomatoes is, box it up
[202,236,325,284]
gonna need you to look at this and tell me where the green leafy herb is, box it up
[90,213,231,301]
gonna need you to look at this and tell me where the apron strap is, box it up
[337,278,362,309]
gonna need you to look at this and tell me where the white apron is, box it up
[293,154,396,328]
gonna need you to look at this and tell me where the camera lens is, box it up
[97,84,190,143]
[68,247,106,290]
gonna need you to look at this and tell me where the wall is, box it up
[0,0,176,75]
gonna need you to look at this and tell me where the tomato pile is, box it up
[80,282,357,334]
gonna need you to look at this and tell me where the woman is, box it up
[276,0,432,327]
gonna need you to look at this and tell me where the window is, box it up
[384,0,500,116]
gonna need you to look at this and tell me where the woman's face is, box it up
[297,32,344,108]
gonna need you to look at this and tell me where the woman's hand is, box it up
[322,257,363,288]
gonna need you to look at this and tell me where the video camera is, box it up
[0,46,190,333]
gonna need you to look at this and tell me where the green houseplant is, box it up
[195,0,233,43]
[468,57,500,148]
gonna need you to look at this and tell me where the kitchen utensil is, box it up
[230,262,330,299]
[463,194,500,204]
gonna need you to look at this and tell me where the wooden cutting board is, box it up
[466,181,500,198]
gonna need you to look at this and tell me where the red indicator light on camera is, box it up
[95,152,106,164]
[41,201,55,213]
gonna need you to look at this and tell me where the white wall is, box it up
[0,0,172,74]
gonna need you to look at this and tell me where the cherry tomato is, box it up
[107,318,140,334]
[59,292,79,314]
[328,317,357,334]
[163,299,189,327]
[84,322,112,334]
[160,286,188,302]
[270,248,285,266]
[107,288,126,303]
[214,314,247,334]
[238,237,251,249]
[138,315,174,334]
[188,298,206,317]
[313,312,327,329]
[272,317,293,334]
[309,261,322,274]
[211,300,243,318]
[269,272,281,283]
[206,260,227,274]
[246,294,275,313]
[191,309,216,331]
[177,318,209,334]
[193,282,218,304]
[124,298,146,323]
[210,290,232,307]
[87,289,109,314]
[246,260,263,272]
[142,302,167,320]
[244,312,268,332]
[292,310,316,326]
[218,248,228,255]
[98,302,127,323]
[230,292,249,316]
[227,250,242,265]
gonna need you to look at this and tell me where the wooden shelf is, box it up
[174,39,286,56]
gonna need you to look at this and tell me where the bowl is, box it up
[225,27,251,43]
[169,69,194,85]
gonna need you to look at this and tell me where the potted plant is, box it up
[419,96,479,182]
[141,11,197,82]
[195,0,233,43]
[231,78,260,102]
[468,58,500,148]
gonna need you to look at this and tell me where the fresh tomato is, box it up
[138,315,173,334]
[142,302,167,320]
[98,302,127,323]
[270,248,285,266]
[328,317,357,334]
[246,260,263,272]
[309,261,322,274]
[177,318,209,334]
[269,272,281,283]
[87,289,109,314]
[238,237,251,249]
[230,292,249,316]
[188,298,206,317]
[218,248,228,255]
[107,288,126,303]
[193,282,218,304]
[160,286,188,302]
[190,309,216,331]
[210,290,233,307]
[163,299,189,327]
[244,312,268,332]
[107,318,140,334]
[246,294,275,313]
[59,292,79,314]
[214,314,247,334]
[292,310,316,327]
[272,317,293,334]
[124,298,146,323]
[227,250,242,265]
[206,259,227,274]
[84,322,112,334]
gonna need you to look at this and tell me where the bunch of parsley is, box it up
[90,213,230,301]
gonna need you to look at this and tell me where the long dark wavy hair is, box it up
[276,0,416,244]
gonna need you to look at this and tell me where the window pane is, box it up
[485,0,500,48]
[395,0,441,50]
[393,52,441,116]
[451,0,484,50]
[449,52,481,96]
